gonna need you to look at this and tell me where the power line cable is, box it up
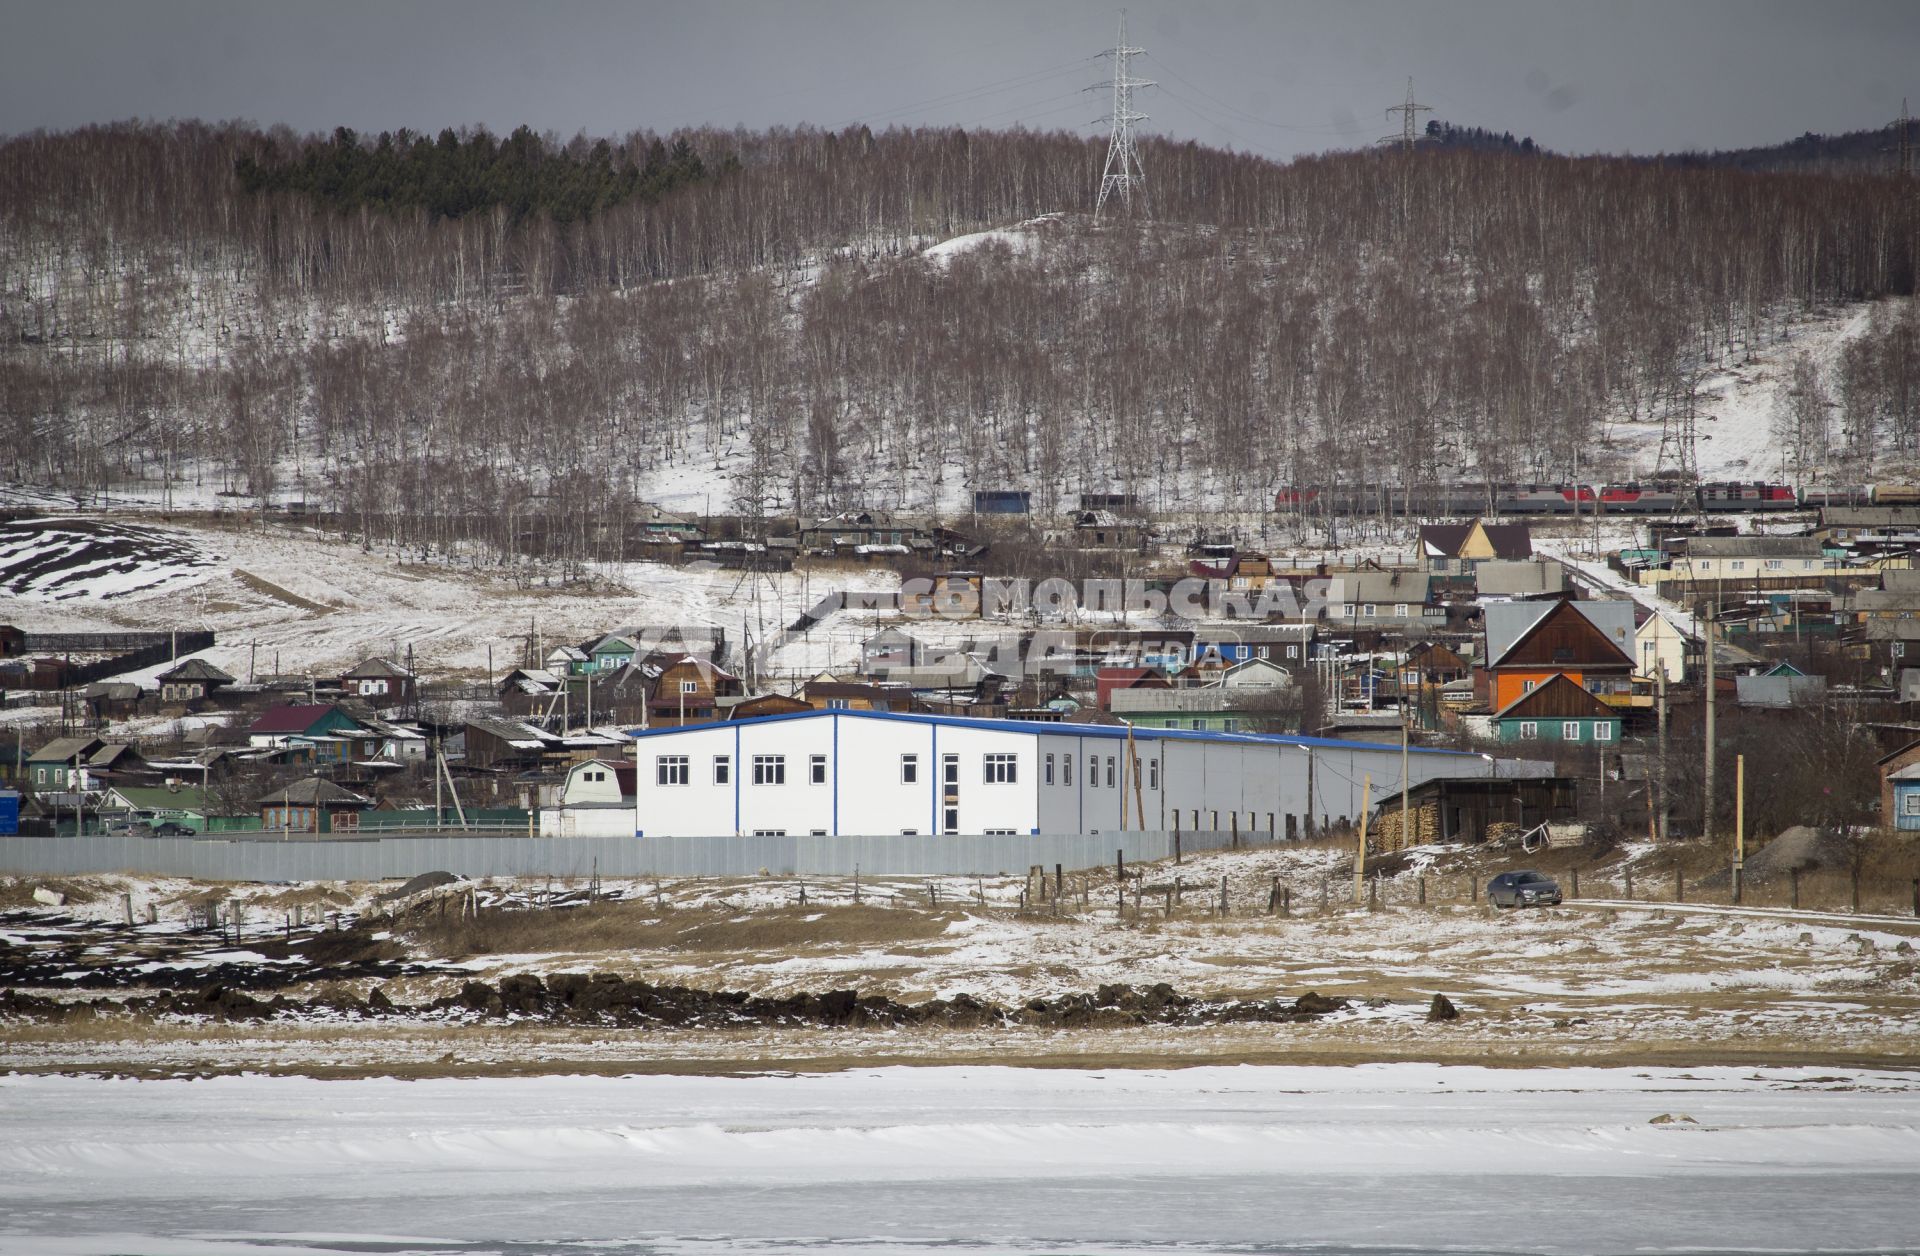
[831,56,1099,131]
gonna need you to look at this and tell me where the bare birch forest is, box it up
[2,120,1916,560]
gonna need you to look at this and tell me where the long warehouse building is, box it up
[626,710,1534,838]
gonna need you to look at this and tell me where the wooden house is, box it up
[1878,739,1920,830]
[255,777,375,834]
[245,703,369,749]
[156,658,236,704]
[1419,520,1533,574]
[1492,673,1621,745]
[799,511,933,558]
[25,736,105,791]
[724,693,813,720]
[1483,599,1636,709]
[545,645,589,676]
[586,635,641,673]
[1401,641,1471,689]
[801,679,915,712]
[1072,510,1150,549]
[860,627,925,674]
[339,658,417,705]
[641,653,742,725]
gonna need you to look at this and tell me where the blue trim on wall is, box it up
[733,723,741,836]
[832,713,840,836]
[621,708,1475,757]
[930,723,938,836]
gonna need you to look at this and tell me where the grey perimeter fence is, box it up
[0,829,1251,882]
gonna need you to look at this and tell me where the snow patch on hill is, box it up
[0,518,216,603]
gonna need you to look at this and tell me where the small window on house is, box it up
[901,753,919,784]
[1562,721,1581,740]
[1730,561,1745,571]
[1765,559,1783,570]
[656,755,689,786]
[1394,604,1408,618]
[1258,645,1270,658]
[1523,679,1537,693]
[752,754,786,785]
[681,679,698,694]
[1519,721,1538,740]
[1342,604,1354,617]
[1224,718,1239,732]
[1286,645,1299,659]
[1363,603,1377,617]
[827,697,850,709]
[1594,723,1614,742]
[810,754,828,784]
[1904,793,1920,817]
[713,755,731,785]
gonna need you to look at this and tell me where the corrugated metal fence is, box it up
[0,829,1253,881]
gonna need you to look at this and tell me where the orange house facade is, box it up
[1484,600,1636,712]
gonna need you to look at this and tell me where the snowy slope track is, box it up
[0,518,216,603]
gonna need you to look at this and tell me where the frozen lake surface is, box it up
[3,1063,1918,1255]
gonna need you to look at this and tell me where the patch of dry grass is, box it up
[406,900,961,959]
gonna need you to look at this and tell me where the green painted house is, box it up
[1493,673,1620,745]
[586,635,640,672]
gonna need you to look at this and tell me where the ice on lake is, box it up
[3,1063,1917,1254]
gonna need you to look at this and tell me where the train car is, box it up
[1493,483,1590,514]
[1597,484,1686,514]
[1871,484,1920,506]
[1699,481,1799,512]
[1800,484,1871,508]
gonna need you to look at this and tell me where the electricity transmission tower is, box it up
[1378,77,1434,151]
[1091,10,1153,219]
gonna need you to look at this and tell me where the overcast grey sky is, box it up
[4,1,1917,160]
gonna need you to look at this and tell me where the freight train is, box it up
[1273,482,1899,516]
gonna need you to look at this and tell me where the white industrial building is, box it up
[626,710,1522,839]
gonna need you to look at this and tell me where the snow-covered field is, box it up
[0,516,903,688]
[2,1063,1917,1254]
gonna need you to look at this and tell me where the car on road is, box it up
[147,821,197,837]
[1488,869,1562,908]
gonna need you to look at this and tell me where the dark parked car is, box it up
[148,821,197,837]
[1488,870,1562,908]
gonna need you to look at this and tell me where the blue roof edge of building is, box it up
[623,708,1478,757]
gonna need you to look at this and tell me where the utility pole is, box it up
[1090,10,1152,219]
[1353,773,1371,904]
[1399,708,1409,850]
[1378,77,1434,152]
[1656,665,1669,839]
[1734,753,1746,904]
[1702,603,1716,844]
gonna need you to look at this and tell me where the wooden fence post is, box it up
[1791,867,1799,910]
[1570,868,1579,899]
[1675,867,1684,903]
[1624,867,1633,901]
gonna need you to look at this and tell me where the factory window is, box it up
[1088,754,1099,786]
[1044,753,1055,785]
[1064,755,1074,786]
[1148,759,1159,790]
[656,755,689,786]
[901,753,919,784]
[713,755,730,785]
[752,754,786,785]
[810,829,827,836]
[810,754,828,784]
[901,828,919,834]
[984,753,1017,784]
[984,828,1018,835]
[751,829,787,836]
[1106,756,1116,788]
